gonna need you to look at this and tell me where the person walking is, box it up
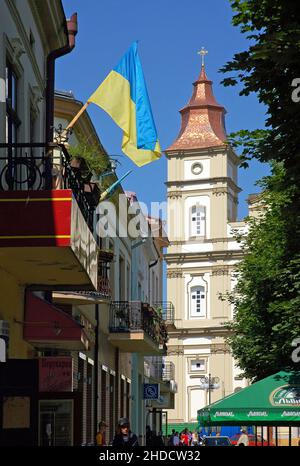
[237,429,249,446]
[191,431,198,446]
[112,418,139,447]
[96,421,108,446]
[173,432,180,446]
[168,429,176,446]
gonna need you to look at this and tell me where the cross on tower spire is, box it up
[198,46,208,67]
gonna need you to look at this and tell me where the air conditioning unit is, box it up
[0,320,9,338]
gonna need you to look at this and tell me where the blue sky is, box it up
[57,0,269,219]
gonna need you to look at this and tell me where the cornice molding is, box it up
[165,145,228,158]
[167,326,231,338]
[164,249,244,263]
[168,237,241,245]
[166,176,241,193]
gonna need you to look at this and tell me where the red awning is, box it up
[23,292,90,350]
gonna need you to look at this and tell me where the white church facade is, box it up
[165,55,249,426]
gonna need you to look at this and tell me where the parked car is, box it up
[202,436,232,446]
[230,433,274,446]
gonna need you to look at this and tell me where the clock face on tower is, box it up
[191,162,203,175]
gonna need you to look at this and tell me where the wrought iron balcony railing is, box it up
[152,301,175,325]
[148,360,175,382]
[109,301,168,348]
[0,142,98,231]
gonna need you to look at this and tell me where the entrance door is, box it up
[39,399,73,446]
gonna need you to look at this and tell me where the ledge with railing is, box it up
[152,301,175,326]
[109,301,168,349]
[0,142,101,232]
[148,360,175,382]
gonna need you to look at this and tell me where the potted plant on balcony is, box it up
[68,136,108,177]
[68,136,110,205]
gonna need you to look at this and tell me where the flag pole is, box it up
[56,101,91,143]
[65,101,91,131]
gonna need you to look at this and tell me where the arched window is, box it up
[190,286,205,317]
[190,205,205,237]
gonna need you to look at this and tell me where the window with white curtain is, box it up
[190,205,205,237]
[190,286,206,317]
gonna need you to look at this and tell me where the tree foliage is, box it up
[225,165,300,381]
[221,0,300,174]
[220,0,300,380]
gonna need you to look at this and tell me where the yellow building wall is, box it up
[0,269,32,359]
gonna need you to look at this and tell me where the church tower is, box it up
[165,50,247,427]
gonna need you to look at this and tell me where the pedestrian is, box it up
[112,417,139,447]
[180,428,189,446]
[191,430,198,446]
[168,429,176,446]
[173,432,180,446]
[237,429,249,446]
[146,425,154,446]
[154,431,165,446]
[96,421,108,446]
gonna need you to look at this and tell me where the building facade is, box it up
[165,61,248,428]
[0,0,101,446]
[0,0,172,447]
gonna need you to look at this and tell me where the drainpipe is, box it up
[94,303,99,442]
[148,241,160,304]
[45,13,78,144]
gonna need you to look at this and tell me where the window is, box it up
[138,282,142,301]
[190,205,205,237]
[119,256,125,300]
[6,60,20,143]
[29,104,37,143]
[152,270,155,303]
[191,162,203,175]
[29,30,35,51]
[126,264,130,300]
[190,286,205,317]
[190,359,205,372]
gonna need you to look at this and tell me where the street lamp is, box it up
[199,373,220,405]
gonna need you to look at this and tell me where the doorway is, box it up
[39,399,73,446]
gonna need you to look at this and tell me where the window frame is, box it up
[190,285,206,318]
[190,204,206,238]
[6,59,21,144]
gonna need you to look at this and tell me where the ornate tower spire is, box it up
[166,49,227,151]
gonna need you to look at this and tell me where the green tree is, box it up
[221,0,300,174]
[224,165,300,381]
[220,0,300,380]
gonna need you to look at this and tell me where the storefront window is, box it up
[39,399,73,446]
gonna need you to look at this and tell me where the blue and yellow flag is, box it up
[88,42,161,167]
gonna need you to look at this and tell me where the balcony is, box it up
[148,360,175,383]
[0,143,98,289]
[152,301,175,326]
[144,359,177,409]
[108,301,168,355]
[52,249,113,305]
[23,292,93,351]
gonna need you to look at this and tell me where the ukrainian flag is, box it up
[88,42,161,167]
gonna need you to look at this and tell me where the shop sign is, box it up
[39,357,73,392]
